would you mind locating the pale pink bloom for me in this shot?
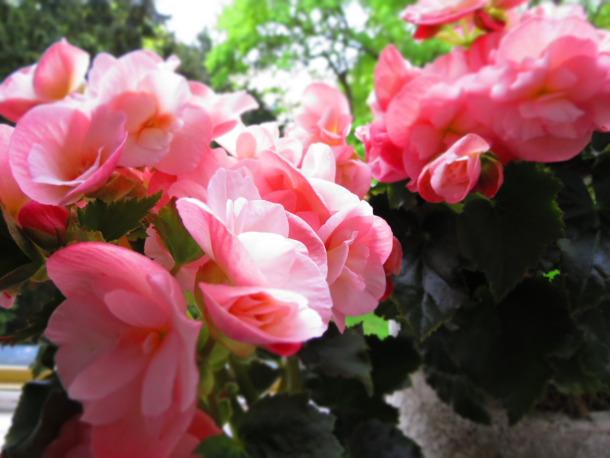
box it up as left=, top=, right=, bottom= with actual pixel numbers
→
left=296, top=83, right=352, bottom=147
left=171, top=410, right=222, bottom=458
left=415, top=133, right=503, bottom=203
left=0, top=39, right=89, bottom=122
left=478, top=12, right=610, bottom=162
left=218, top=121, right=304, bottom=165
left=317, top=199, right=393, bottom=329
left=189, top=82, right=258, bottom=139
left=88, top=50, right=210, bottom=174
left=9, top=103, right=126, bottom=205
left=332, top=145, right=372, bottom=199
left=0, top=292, right=14, bottom=309
left=301, top=143, right=337, bottom=182
left=0, top=125, right=28, bottom=216
left=45, top=243, right=201, bottom=458
left=177, top=168, right=331, bottom=348
left=44, top=416, right=92, bottom=458
left=242, top=150, right=331, bottom=230
left=148, top=147, right=237, bottom=208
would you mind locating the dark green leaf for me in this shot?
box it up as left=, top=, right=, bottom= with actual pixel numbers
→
left=458, top=163, right=564, bottom=299
left=0, top=211, right=39, bottom=291
left=300, top=326, right=373, bottom=395
left=77, top=193, right=160, bottom=241
left=558, top=232, right=610, bottom=309
left=197, top=435, right=250, bottom=458
left=386, top=182, right=417, bottom=210
left=238, top=394, right=344, bottom=458
left=593, top=150, right=610, bottom=227
left=426, top=279, right=575, bottom=423
left=154, top=201, right=204, bottom=266
left=368, top=333, right=421, bottom=395
left=305, top=375, right=398, bottom=442
left=346, top=420, right=422, bottom=458
left=3, top=379, right=80, bottom=458
left=423, top=338, right=491, bottom=424
left=394, top=255, right=467, bottom=341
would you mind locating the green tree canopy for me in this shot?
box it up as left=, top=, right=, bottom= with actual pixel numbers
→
left=207, top=0, right=449, bottom=126
left=0, top=0, right=210, bottom=83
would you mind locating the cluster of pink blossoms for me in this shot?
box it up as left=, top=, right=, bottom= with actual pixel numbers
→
left=360, top=3, right=610, bottom=204
left=0, top=40, right=396, bottom=457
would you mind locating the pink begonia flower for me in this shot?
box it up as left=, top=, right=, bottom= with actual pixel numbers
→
left=218, top=121, right=304, bottom=166
left=296, top=83, right=352, bottom=147
left=18, top=201, right=70, bottom=245
left=374, top=45, right=421, bottom=115
left=0, top=125, right=28, bottom=216
left=476, top=11, right=610, bottom=162
left=9, top=103, right=126, bottom=205
left=87, top=50, right=211, bottom=174
left=242, top=150, right=332, bottom=230
left=301, top=143, right=337, bottom=182
left=332, top=145, right=372, bottom=199
left=177, top=168, right=332, bottom=349
left=357, top=122, right=408, bottom=183
left=385, top=74, right=490, bottom=180
left=317, top=198, right=393, bottom=329
left=43, top=416, right=92, bottom=458
left=148, top=147, right=237, bottom=209
left=0, top=292, right=14, bottom=309
left=402, top=0, right=487, bottom=26
left=415, top=133, right=503, bottom=203
left=189, top=82, right=258, bottom=139
left=171, top=410, right=222, bottom=458
left=0, top=39, right=89, bottom=122
left=401, top=0, right=526, bottom=33
left=45, top=243, right=201, bottom=458
left=380, top=236, right=404, bottom=302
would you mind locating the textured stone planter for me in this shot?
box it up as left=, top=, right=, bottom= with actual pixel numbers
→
left=388, top=373, right=610, bottom=458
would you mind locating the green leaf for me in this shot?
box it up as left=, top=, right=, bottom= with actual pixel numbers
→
left=77, top=193, right=160, bottom=241
left=197, top=435, right=250, bottom=458
left=300, top=326, right=373, bottom=395
left=3, top=379, right=80, bottom=458
left=153, top=201, right=204, bottom=266
left=458, top=163, right=564, bottom=299
left=345, top=313, right=390, bottom=340
left=238, top=394, right=344, bottom=458
left=346, top=420, right=422, bottom=458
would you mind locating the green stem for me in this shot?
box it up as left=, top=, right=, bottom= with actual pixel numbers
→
left=284, top=356, right=303, bottom=394
left=230, top=357, right=258, bottom=406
